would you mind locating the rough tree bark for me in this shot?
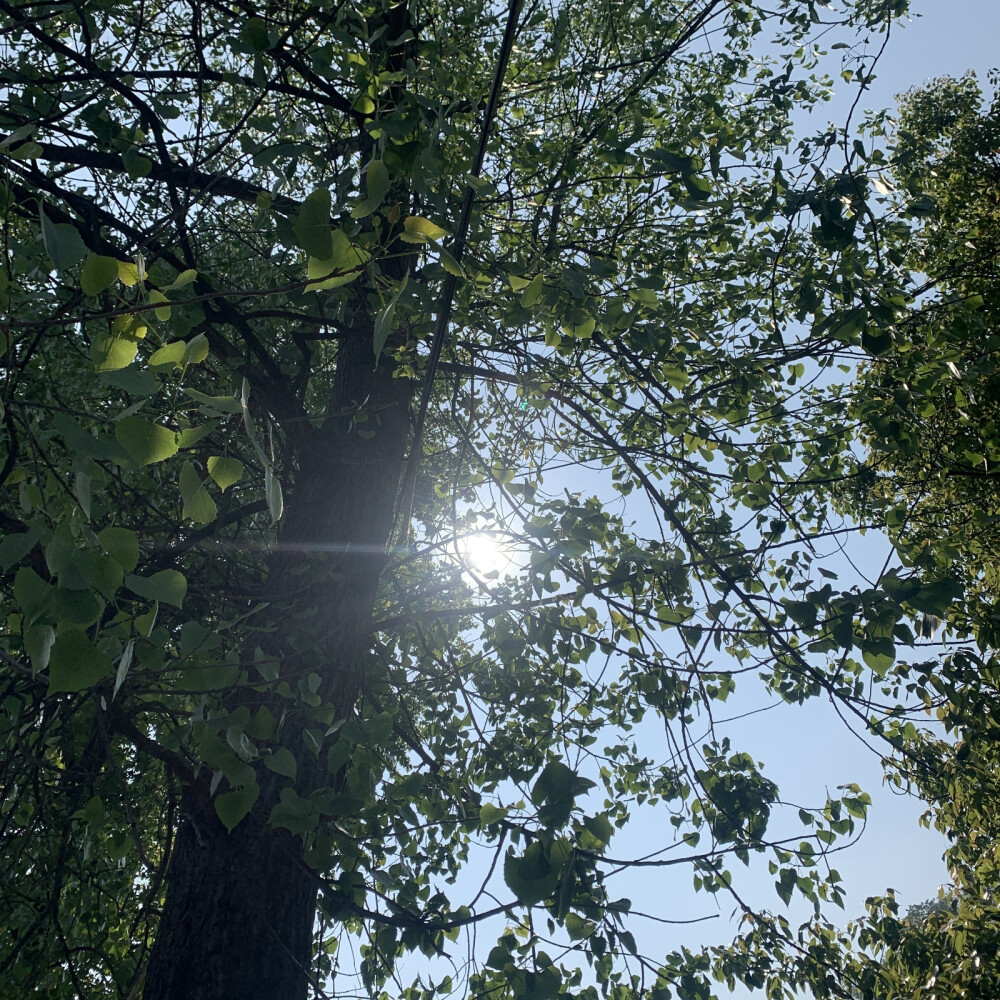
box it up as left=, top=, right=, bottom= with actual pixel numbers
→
left=142, top=303, right=413, bottom=999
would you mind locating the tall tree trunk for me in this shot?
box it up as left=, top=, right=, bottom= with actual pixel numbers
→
left=142, top=308, right=412, bottom=1000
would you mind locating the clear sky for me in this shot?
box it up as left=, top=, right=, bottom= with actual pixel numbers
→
left=861, top=0, right=999, bottom=110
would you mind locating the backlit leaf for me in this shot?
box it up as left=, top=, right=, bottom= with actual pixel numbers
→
left=207, top=456, right=244, bottom=491
left=402, top=215, right=448, bottom=243
left=81, top=254, right=120, bottom=296
left=306, top=230, right=371, bottom=291
left=116, top=417, right=179, bottom=466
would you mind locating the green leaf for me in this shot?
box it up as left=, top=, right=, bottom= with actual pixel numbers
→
left=293, top=188, right=334, bottom=259
left=402, top=215, right=448, bottom=243
left=81, top=254, right=120, bottom=296
left=367, top=160, right=389, bottom=205
left=628, top=286, right=657, bottom=306
left=908, top=578, right=962, bottom=617
left=80, top=553, right=123, bottom=601
left=531, top=759, right=586, bottom=828
left=116, top=417, right=179, bottom=466
left=0, top=528, right=40, bottom=572
left=485, top=944, right=511, bottom=970
left=14, top=567, right=53, bottom=625
left=177, top=424, right=215, bottom=449
left=214, top=783, right=260, bottom=832
left=147, top=341, right=187, bottom=370
left=306, top=230, right=371, bottom=291
left=373, top=299, right=396, bottom=360
left=207, top=456, right=244, bottom=491
left=438, top=247, right=465, bottom=278
left=44, top=529, right=95, bottom=589
left=91, top=330, right=140, bottom=372
left=54, top=588, right=104, bottom=626
left=126, top=569, right=187, bottom=607
left=123, top=145, right=153, bottom=178
left=682, top=173, right=713, bottom=201
left=372, top=271, right=409, bottom=360
left=117, top=260, right=140, bottom=286
left=47, top=630, right=114, bottom=694
left=479, top=802, right=507, bottom=827
left=45, top=544, right=123, bottom=599
left=185, top=389, right=243, bottom=414
left=861, top=637, right=895, bottom=676
left=7, top=140, right=42, bottom=159
left=168, top=268, right=198, bottom=289
left=785, top=600, right=818, bottom=629
left=503, top=843, right=558, bottom=906
left=521, top=274, right=544, bottom=307
left=353, top=160, right=390, bottom=218
left=239, top=16, right=270, bottom=52
left=149, top=289, right=171, bottom=321
left=264, top=747, right=298, bottom=779
left=184, top=333, right=209, bottom=364
left=581, top=813, right=614, bottom=849
left=24, top=624, right=55, bottom=674
left=98, top=527, right=140, bottom=572
left=39, top=206, right=86, bottom=269
left=179, top=461, right=218, bottom=523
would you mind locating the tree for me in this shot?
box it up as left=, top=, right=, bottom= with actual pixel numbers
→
left=848, top=71, right=1000, bottom=624
left=0, top=2, right=954, bottom=999
left=777, top=73, right=1000, bottom=1000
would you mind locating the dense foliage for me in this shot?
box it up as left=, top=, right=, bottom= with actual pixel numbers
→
left=819, top=72, right=1000, bottom=1000
left=852, top=71, right=1000, bottom=618
left=3, top=2, right=989, bottom=1000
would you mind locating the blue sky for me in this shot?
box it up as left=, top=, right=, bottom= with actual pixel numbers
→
left=863, top=0, right=999, bottom=109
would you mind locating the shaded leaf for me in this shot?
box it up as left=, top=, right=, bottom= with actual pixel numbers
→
left=126, top=569, right=187, bottom=607
left=98, top=526, right=140, bottom=572
left=264, top=747, right=298, bottom=780
left=47, top=630, right=113, bottom=694
left=293, top=188, right=334, bottom=258
left=179, top=461, right=218, bottom=523
left=215, top=783, right=260, bottom=832
left=40, top=206, right=86, bottom=269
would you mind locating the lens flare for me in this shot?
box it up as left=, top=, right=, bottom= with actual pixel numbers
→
left=457, top=530, right=512, bottom=579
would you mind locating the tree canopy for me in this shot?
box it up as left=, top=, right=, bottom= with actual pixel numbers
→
left=821, top=71, right=1000, bottom=1000
left=1, top=2, right=987, bottom=1000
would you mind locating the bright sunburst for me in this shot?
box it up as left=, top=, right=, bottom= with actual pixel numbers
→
left=456, top=530, right=513, bottom=579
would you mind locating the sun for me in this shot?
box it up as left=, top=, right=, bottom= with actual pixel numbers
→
left=457, top=530, right=513, bottom=579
